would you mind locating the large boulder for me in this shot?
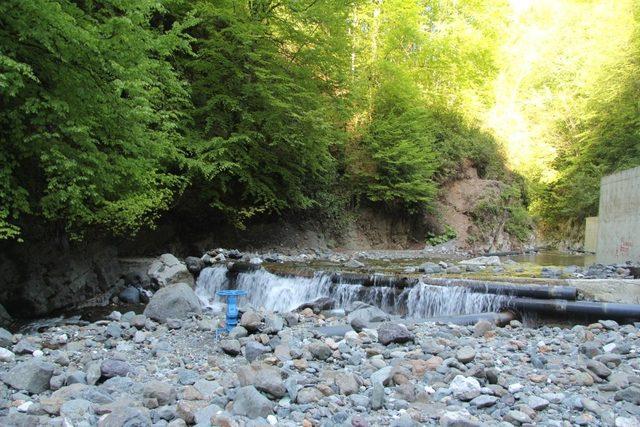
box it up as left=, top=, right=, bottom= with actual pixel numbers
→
left=147, top=254, right=194, bottom=288
left=184, top=256, right=205, bottom=276
left=0, top=241, right=120, bottom=317
left=347, top=306, right=390, bottom=324
left=377, top=322, right=414, bottom=345
left=143, top=283, right=201, bottom=323
left=2, top=360, right=55, bottom=394
left=296, top=297, right=336, bottom=314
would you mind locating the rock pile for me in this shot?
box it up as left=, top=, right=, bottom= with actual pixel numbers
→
left=0, top=296, right=639, bottom=426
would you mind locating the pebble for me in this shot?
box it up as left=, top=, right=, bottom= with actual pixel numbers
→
left=0, top=282, right=637, bottom=426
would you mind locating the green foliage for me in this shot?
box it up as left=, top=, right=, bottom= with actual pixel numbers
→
left=176, top=0, right=352, bottom=223
left=0, top=0, right=192, bottom=239
left=0, top=0, right=532, bottom=243
left=349, top=67, right=439, bottom=212
left=426, top=225, right=457, bottom=246
left=470, top=184, right=532, bottom=243
left=536, top=1, right=640, bottom=235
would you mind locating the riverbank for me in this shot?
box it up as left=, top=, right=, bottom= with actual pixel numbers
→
left=0, top=299, right=639, bottom=426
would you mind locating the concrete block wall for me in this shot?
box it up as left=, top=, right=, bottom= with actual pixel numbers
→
left=596, top=166, right=640, bottom=264
left=584, top=216, right=598, bottom=253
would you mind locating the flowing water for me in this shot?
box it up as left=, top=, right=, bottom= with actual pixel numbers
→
left=195, top=266, right=510, bottom=318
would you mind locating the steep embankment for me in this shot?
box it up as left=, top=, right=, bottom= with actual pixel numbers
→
left=438, top=163, right=531, bottom=253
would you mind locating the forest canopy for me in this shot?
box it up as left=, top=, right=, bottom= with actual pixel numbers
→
left=1, top=0, right=638, bottom=242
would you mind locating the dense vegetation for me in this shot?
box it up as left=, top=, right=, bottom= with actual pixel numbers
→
left=2, top=0, right=637, bottom=244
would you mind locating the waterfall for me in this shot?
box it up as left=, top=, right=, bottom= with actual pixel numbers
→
left=195, top=266, right=229, bottom=310
left=195, top=266, right=510, bottom=318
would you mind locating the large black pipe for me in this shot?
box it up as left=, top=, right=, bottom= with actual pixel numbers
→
left=425, top=278, right=577, bottom=300
left=330, top=272, right=419, bottom=288
left=506, top=298, right=640, bottom=319
left=422, top=311, right=516, bottom=326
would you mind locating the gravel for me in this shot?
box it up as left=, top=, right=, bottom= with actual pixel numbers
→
left=0, top=297, right=638, bottom=426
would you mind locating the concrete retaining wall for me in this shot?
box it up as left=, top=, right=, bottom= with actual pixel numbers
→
left=567, top=279, right=640, bottom=304
left=596, top=166, right=640, bottom=264
left=584, top=216, right=598, bottom=253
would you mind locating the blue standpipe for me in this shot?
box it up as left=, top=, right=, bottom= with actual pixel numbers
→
left=215, top=289, right=247, bottom=338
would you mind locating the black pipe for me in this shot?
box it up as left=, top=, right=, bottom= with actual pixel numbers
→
left=421, top=311, right=516, bottom=326
left=330, top=272, right=419, bottom=288
left=506, top=298, right=640, bottom=319
left=425, top=278, right=577, bottom=300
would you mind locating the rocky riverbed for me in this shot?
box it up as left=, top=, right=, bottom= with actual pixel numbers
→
left=0, top=289, right=639, bottom=427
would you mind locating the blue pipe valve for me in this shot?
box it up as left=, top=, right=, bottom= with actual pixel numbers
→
left=215, top=289, right=247, bottom=334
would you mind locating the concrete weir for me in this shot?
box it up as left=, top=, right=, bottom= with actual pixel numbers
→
left=197, top=265, right=640, bottom=321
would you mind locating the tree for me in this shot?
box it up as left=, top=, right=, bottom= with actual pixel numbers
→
left=0, top=0, right=192, bottom=239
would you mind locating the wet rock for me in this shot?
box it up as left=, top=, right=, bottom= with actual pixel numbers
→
left=143, top=283, right=202, bottom=323
left=185, top=256, right=205, bottom=276
left=232, top=385, right=274, bottom=419
left=118, top=286, right=141, bottom=304
left=296, top=297, right=336, bottom=314
left=148, top=253, right=194, bottom=287
left=377, top=322, right=414, bottom=346
left=2, top=360, right=54, bottom=394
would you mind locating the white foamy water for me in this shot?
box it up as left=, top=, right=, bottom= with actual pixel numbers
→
left=195, top=266, right=510, bottom=317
